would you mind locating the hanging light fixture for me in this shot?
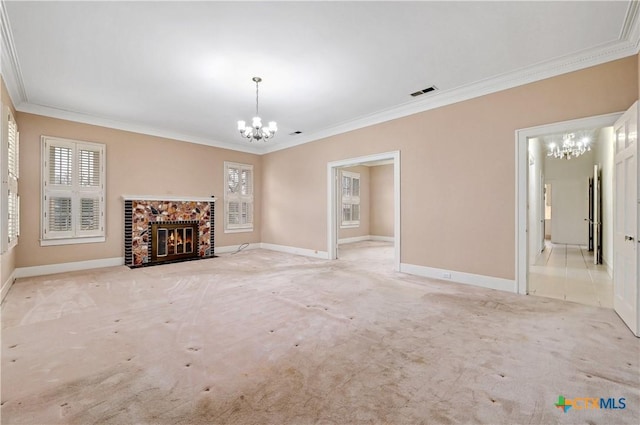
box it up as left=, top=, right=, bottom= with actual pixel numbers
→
left=547, top=132, right=591, bottom=160
left=237, top=77, right=277, bottom=142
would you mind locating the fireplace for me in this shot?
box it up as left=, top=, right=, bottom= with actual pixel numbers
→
left=123, top=197, right=215, bottom=267
left=151, top=221, right=199, bottom=263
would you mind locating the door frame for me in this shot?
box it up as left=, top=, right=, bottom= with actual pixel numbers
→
left=540, top=172, right=545, bottom=255
left=515, top=112, right=622, bottom=294
left=327, top=150, right=401, bottom=271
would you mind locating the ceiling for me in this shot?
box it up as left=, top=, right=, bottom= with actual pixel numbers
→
left=2, top=1, right=639, bottom=155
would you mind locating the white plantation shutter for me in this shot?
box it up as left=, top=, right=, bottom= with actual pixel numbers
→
left=48, top=197, right=73, bottom=233
left=6, top=110, right=19, bottom=248
left=352, top=203, right=360, bottom=221
left=227, top=166, right=240, bottom=193
left=8, top=117, right=18, bottom=179
left=340, top=170, right=360, bottom=227
left=42, top=137, right=105, bottom=244
left=76, top=143, right=103, bottom=237
left=78, top=147, right=101, bottom=187
left=224, top=162, right=254, bottom=231
left=342, top=175, right=351, bottom=196
left=228, top=201, right=240, bottom=225
left=241, top=169, right=252, bottom=195
left=352, top=177, right=360, bottom=197
left=241, top=201, right=253, bottom=224
left=79, top=197, right=101, bottom=231
left=7, top=192, right=18, bottom=241
left=49, top=145, right=72, bottom=185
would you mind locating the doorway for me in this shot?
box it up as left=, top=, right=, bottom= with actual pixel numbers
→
left=516, top=113, right=621, bottom=299
left=528, top=127, right=614, bottom=307
left=327, top=151, right=401, bottom=271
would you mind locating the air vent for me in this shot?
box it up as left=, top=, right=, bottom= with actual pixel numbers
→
left=410, top=85, right=438, bottom=97
left=289, top=131, right=302, bottom=135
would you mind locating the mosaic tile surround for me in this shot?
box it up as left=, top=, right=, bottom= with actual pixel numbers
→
left=124, top=199, right=215, bottom=267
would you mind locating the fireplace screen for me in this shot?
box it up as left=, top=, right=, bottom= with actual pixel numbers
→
left=151, top=221, right=199, bottom=263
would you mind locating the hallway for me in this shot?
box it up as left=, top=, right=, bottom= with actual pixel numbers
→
left=529, top=242, right=613, bottom=308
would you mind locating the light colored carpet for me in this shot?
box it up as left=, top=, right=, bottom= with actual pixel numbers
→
left=1, top=241, right=639, bottom=424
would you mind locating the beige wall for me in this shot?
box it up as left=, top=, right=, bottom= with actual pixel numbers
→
left=262, top=56, right=638, bottom=280
left=1, top=76, right=18, bottom=297
left=338, top=165, right=370, bottom=240
left=15, top=113, right=262, bottom=268
left=370, top=164, right=394, bottom=237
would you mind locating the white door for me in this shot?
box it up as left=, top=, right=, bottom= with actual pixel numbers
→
left=613, top=101, right=639, bottom=336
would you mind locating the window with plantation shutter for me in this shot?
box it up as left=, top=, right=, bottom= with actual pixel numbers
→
left=41, top=136, right=106, bottom=245
left=341, top=170, right=360, bottom=228
left=224, top=162, right=253, bottom=232
left=2, top=107, right=20, bottom=252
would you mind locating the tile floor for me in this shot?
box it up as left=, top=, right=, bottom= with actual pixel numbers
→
left=529, top=241, right=613, bottom=308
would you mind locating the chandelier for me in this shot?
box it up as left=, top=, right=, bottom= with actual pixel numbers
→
left=547, top=133, right=591, bottom=160
left=237, top=77, right=277, bottom=142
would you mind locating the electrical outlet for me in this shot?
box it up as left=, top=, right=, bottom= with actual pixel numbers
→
left=442, top=272, right=452, bottom=279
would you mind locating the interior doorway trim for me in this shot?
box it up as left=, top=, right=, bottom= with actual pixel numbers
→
left=327, top=151, right=401, bottom=271
left=515, top=112, right=622, bottom=295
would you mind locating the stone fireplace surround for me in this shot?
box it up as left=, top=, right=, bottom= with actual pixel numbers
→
left=123, top=196, right=216, bottom=267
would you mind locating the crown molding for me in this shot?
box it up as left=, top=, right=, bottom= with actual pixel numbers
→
left=16, top=103, right=263, bottom=155
left=0, top=0, right=27, bottom=105
left=263, top=39, right=639, bottom=154
left=620, top=0, right=640, bottom=50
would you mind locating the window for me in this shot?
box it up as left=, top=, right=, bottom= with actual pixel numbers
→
left=1, top=106, right=19, bottom=251
left=224, top=162, right=253, bottom=232
left=41, top=136, right=105, bottom=245
left=341, top=170, right=360, bottom=227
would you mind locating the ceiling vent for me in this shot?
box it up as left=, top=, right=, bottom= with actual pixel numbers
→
left=410, top=85, right=438, bottom=97
left=289, top=131, right=302, bottom=135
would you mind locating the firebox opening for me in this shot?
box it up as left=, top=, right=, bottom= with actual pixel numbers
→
left=151, top=221, right=199, bottom=264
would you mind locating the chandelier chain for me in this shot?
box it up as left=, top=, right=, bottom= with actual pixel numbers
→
left=255, top=79, right=259, bottom=117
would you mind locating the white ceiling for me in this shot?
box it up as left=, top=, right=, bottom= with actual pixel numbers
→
left=2, top=1, right=639, bottom=155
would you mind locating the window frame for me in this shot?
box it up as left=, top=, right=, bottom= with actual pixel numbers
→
left=224, top=161, right=254, bottom=233
left=340, top=170, right=361, bottom=228
left=41, top=136, right=106, bottom=246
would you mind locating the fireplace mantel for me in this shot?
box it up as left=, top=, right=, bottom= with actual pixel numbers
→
left=122, top=195, right=217, bottom=202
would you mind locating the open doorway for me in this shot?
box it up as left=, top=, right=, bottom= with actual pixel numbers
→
left=529, top=128, right=614, bottom=307
left=516, top=113, right=621, bottom=307
left=327, top=151, right=400, bottom=271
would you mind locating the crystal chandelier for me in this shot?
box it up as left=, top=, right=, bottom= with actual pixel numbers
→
left=547, top=133, right=591, bottom=160
left=237, top=77, right=277, bottom=142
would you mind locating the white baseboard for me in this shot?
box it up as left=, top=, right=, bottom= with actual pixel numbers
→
left=370, top=235, right=394, bottom=242
left=338, top=235, right=394, bottom=244
left=1, top=268, right=16, bottom=303
left=399, top=263, right=516, bottom=293
left=9, top=243, right=328, bottom=279
left=215, top=243, right=261, bottom=254
left=338, top=235, right=371, bottom=244
left=14, top=257, right=125, bottom=279
left=260, top=243, right=329, bottom=260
